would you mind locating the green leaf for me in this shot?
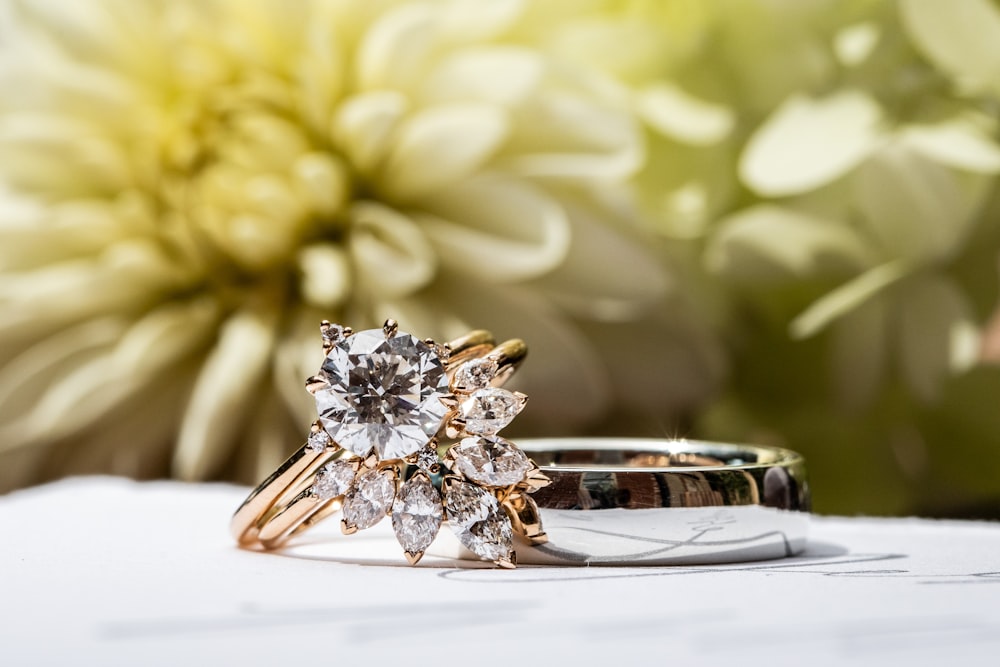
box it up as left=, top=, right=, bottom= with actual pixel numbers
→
left=898, top=117, right=1000, bottom=174
left=740, top=90, right=882, bottom=196
left=896, top=274, right=976, bottom=402
left=830, top=295, right=889, bottom=410
left=706, top=204, right=872, bottom=283
left=854, top=144, right=974, bottom=264
left=900, top=0, right=1000, bottom=94
left=790, top=260, right=911, bottom=339
left=635, top=83, right=734, bottom=145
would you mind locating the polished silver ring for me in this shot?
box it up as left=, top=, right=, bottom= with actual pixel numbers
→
left=516, top=438, right=810, bottom=565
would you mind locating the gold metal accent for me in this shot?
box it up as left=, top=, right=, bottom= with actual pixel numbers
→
left=506, top=494, right=548, bottom=545
left=305, top=375, right=328, bottom=395
left=233, top=319, right=545, bottom=569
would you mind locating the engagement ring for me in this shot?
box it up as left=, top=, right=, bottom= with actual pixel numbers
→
left=232, top=320, right=810, bottom=568
left=231, top=319, right=548, bottom=568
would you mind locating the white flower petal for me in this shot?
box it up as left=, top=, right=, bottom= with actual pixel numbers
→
left=332, top=91, right=410, bottom=176
left=534, top=195, right=668, bottom=320
left=900, top=0, right=1000, bottom=94
left=740, top=91, right=883, bottom=196
left=419, top=175, right=569, bottom=282
left=0, top=114, right=132, bottom=193
left=706, top=204, right=873, bottom=283
left=272, top=309, right=326, bottom=429
left=291, top=152, right=350, bottom=217
left=0, top=241, right=186, bottom=327
left=348, top=201, right=437, bottom=298
left=501, top=91, right=641, bottom=180
left=436, top=0, right=525, bottom=44
left=421, top=47, right=543, bottom=106
left=0, top=318, right=124, bottom=428
left=111, top=298, right=219, bottom=378
left=297, top=243, right=351, bottom=308
left=173, top=307, right=277, bottom=480
left=356, top=3, right=434, bottom=92
left=380, top=104, right=509, bottom=200
left=898, top=118, right=1000, bottom=174
left=1, top=299, right=217, bottom=452
left=834, top=22, right=881, bottom=67
left=635, top=83, right=734, bottom=145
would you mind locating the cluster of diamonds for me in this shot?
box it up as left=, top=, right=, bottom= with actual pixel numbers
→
left=303, top=319, right=547, bottom=567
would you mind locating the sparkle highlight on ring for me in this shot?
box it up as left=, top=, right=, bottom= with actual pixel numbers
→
left=293, top=319, right=550, bottom=567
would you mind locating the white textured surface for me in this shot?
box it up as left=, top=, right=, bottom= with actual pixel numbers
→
left=1, top=477, right=999, bottom=666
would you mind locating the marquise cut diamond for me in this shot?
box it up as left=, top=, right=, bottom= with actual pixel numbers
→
left=312, top=459, right=355, bottom=500
left=458, top=387, right=525, bottom=435
left=392, top=474, right=443, bottom=555
left=444, top=480, right=513, bottom=562
left=452, top=357, right=498, bottom=393
left=343, top=469, right=395, bottom=529
left=314, top=328, right=450, bottom=460
left=450, top=436, right=532, bottom=486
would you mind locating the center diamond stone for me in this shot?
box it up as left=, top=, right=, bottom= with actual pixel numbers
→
left=314, top=328, right=450, bottom=459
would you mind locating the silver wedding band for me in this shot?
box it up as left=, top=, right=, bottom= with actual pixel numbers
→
left=516, top=438, right=809, bottom=565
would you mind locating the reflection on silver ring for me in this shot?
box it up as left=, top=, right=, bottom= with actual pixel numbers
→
left=513, top=438, right=810, bottom=566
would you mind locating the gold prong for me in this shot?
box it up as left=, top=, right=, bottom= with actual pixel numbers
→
left=342, top=326, right=353, bottom=336
left=439, top=395, right=459, bottom=410
left=437, top=342, right=452, bottom=369
left=341, top=519, right=358, bottom=535
left=444, top=330, right=494, bottom=368
left=524, top=468, right=552, bottom=490
left=424, top=337, right=436, bottom=347
left=497, top=552, right=517, bottom=569
left=445, top=422, right=464, bottom=440
left=363, top=453, right=378, bottom=469
left=305, top=375, right=328, bottom=394
left=383, top=318, right=398, bottom=338
left=404, top=551, right=424, bottom=565
left=507, top=493, right=547, bottom=544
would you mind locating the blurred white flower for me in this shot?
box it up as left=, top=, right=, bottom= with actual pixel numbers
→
left=0, top=0, right=670, bottom=488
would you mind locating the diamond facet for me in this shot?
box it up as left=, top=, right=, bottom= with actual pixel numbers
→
left=450, top=436, right=532, bottom=487
left=392, top=473, right=443, bottom=556
left=314, top=328, right=451, bottom=459
left=342, top=468, right=395, bottom=529
left=415, top=445, right=439, bottom=473
left=452, top=357, right=498, bottom=393
left=458, top=387, right=525, bottom=435
left=306, top=429, right=331, bottom=453
left=444, top=479, right=513, bottom=562
left=321, top=322, right=345, bottom=344
left=312, top=459, right=356, bottom=500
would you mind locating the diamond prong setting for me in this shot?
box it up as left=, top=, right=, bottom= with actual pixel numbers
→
left=300, top=320, right=543, bottom=568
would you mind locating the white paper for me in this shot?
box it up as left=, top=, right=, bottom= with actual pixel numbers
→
left=1, top=477, right=998, bottom=666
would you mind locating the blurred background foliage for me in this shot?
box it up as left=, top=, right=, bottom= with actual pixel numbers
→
left=0, top=0, right=998, bottom=517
